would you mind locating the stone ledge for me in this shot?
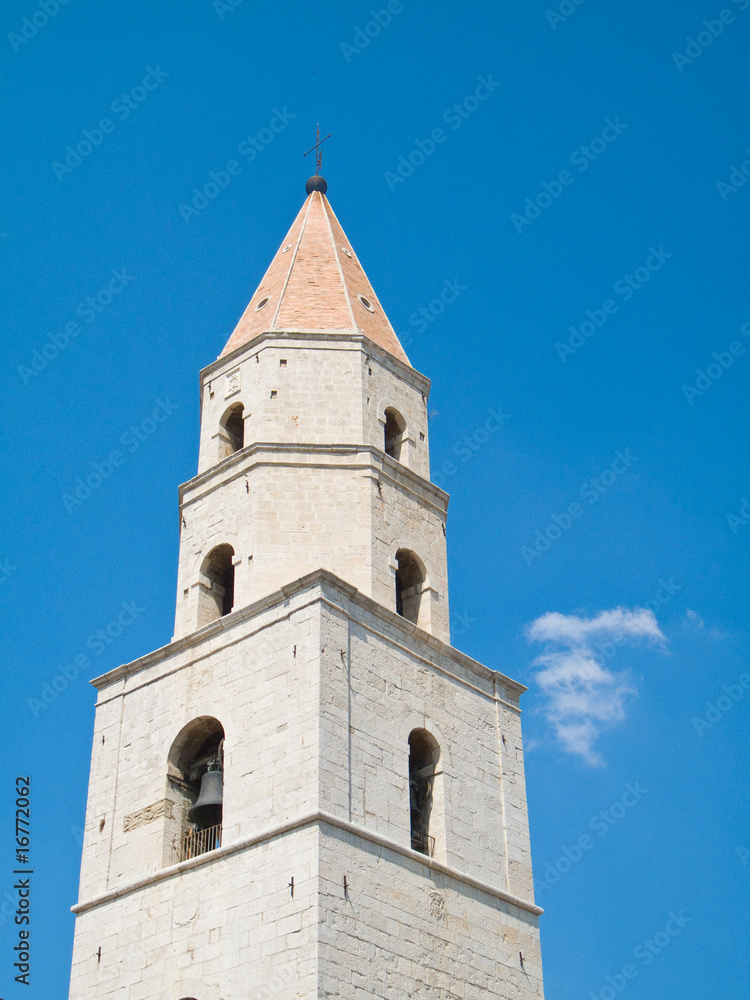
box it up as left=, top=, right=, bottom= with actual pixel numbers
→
left=178, top=441, right=449, bottom=515
left=90, top=569, right=526, bottom=706
left=71, top=809, right=542, bottom=918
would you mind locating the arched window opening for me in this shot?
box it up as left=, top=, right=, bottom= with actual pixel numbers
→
left=219, top=403, right=244, bottom=459
left=167, top=718, right=225, bottom=864
left=198, top=544, right=235, bottom=626
left=384, top=407, right=406, bottom=462
left=395, top=549, right=424, bottom=624
left=409, top=729, right=439, bottom=856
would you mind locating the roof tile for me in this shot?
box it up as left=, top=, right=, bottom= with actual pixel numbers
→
left=221, top=190, right=410, bottom=365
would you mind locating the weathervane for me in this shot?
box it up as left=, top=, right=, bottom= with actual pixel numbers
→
left=303, top=124, right=331, bottom=176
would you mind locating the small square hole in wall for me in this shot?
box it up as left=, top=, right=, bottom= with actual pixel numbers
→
left=419, top=432, right=425, bottom=441
left=270, top=390, right=277, bottom=398
left=280, top=359, right=287, bottom=367
left=183, top=589, right=189, bottom=598
left=368, top=368, right=373, bottom=376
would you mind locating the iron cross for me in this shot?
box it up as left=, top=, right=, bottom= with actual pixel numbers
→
left=303, top=124, right=332, bottom=176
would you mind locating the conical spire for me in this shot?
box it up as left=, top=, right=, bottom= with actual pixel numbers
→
left=221, top=184, right=410, bottom=364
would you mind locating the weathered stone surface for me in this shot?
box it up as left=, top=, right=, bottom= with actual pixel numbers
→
left=123, top=799, right=174, bottom=833
left=69, top=576, right=542, bottom=1000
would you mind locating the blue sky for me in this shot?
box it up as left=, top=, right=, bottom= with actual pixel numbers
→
left=2, top=0, right=749, bottom=996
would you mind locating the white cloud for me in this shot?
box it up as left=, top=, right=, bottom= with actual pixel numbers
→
left=527, top=607, right=664, bottom=645
left=525, top=607, right=665, bottom=766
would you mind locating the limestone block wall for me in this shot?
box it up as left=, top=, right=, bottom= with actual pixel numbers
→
left=196, top=334, right=431, bottom=480
left=358, top=344, right=431, bottom=479
left=318, top=826, right=544, bottom=1000
left=78, top=576, right=531, bottom=906
left=498, top=702, right=536, bottom=897
left=69, top=827, right=319, bottom=1000
left=173, top=449, right=450, bottom=643
left=174, top=455, right=372, bottom=639
left=369, top=458, right=449, bottom=640
left=197, top=339, right=362, bottom=474
left=70, top=821, right=541, bottom=1000
left=315, top=586, right=535, bottom=902
left=71, top=575, right=540, bottom=999
left=77, top=596, right=322, bottom=902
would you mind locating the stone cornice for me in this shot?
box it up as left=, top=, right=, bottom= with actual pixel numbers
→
left=177, top=441, right=449, bottom=515
left=71, top=809, right=542, bottom=919
left=89, top=569, right=526, bottom=704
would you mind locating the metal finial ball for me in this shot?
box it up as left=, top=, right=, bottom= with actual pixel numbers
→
left=306, top=175, right=328, bottom=194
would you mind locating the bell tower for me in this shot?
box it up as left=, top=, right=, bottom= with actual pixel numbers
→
left=68, top=177, right=545, bottom=1000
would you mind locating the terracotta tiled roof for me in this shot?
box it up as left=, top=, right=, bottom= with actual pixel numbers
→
left=220, top=190, right=410, bottom=364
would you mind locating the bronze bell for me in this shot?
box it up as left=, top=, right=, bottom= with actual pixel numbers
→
left=187, top=764, right=223, bottom=827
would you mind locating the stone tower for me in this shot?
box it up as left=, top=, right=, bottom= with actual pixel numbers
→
left=68, top=178, right=545, bottom=1000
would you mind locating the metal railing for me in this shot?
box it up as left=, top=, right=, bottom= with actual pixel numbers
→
left=177, top=823, right=222, bottom=862
left=411, top=829, right=435, bottom=857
